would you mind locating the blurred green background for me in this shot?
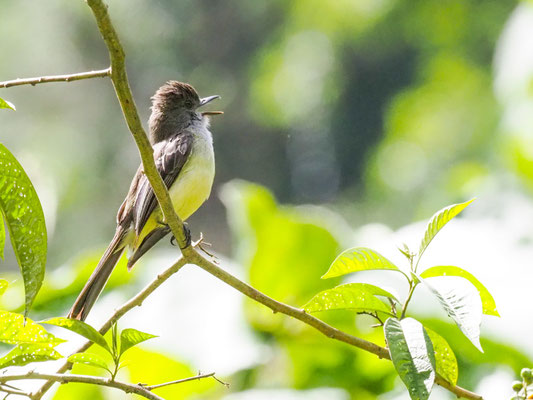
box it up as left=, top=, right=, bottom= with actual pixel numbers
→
left=2, top=0, right=533, bottom=399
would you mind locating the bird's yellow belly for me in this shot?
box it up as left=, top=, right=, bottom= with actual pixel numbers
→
left=135, top=137, right=215, bottom=248
left=168, top=154, right=215, bottom=221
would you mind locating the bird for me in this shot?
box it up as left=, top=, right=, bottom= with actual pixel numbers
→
left=68, top=81, right=222, bottom=321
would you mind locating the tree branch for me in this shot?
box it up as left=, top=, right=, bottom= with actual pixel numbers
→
left=187, top=252, right=483, bottom=400
left=2, top=372, right=164, bottom=400
left=0, top=69, right=111, bottom=88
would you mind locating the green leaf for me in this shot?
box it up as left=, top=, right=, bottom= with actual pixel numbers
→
left=303, top=283, right=396, bottom=314
left=120, top=328, right=158, bottom=356
left=0, top=279, right=7, bottom=296
left=421, top=266, right=498, bottom=316
left=425, top=328, right=458, bottom=386
left=322, top=247, right=402, bottom=279
left=0, top=311, right=64, bottom=345
left=0, top=344, right=62, bottom=369
left=422, top=276, right=483, bottom=351
left=418, top=199, right=474, bottom=258
left=0, top=97, right=15, bottom=111
left=384, top=318, right=436, bottom=400
left=41, top=317, right=110, bottom=353
left=68, top=353, right=111, bottom=373
left=0, top=144, right=47, bottom=314
left=0, top=213, right=5, bottom=260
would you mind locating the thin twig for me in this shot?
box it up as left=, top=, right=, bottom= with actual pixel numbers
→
left=0, top=69, right=110, bottom=88
left=0, top=384, right=31, bottom=397
left=212, top=375, right=230, bottom=387
left=142, top=371, right=216, bottom=391
left=2, top=372, right=163, bottom=400
left=0, top=383, right=22, bottom=391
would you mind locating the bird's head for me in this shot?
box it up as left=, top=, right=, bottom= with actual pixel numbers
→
left=149, top=81, right=222, bottom=143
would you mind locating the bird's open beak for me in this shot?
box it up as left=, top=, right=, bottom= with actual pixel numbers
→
left=199, top=95, right=223, bottom=116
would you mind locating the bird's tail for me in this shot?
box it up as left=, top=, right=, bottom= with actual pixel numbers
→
left=68, top=229, right=126, bottom=321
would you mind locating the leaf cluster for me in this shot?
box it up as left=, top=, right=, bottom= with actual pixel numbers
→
left=0, top=295, right=156, bottom=380
left=303, top=199, right=499, bottom=400
left=42, top=317, right=157, bottom=378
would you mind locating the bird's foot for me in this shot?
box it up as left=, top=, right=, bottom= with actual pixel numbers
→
left=169, top=223, right=191, bottom=249
left=180, top=222, right=191, bottom=250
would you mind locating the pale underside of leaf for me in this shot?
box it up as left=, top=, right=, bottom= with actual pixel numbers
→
left=418, top=199, right=474, bottom=258
left=303, top=283, right=396, bottom=314
left=423, top=276, right=483, bottom=351
left=0, top=344, right=62, bottom=369
left=385, top=318, right=436, bottom=400
left=0, top=144, right=47, bottom=314
left=322, top=247, right=402, bottom=279
left=425, top=327, right=458, bottom=386
left=421, top=265, right=498, bottom=316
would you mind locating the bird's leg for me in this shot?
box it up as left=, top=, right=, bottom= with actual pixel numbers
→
left=169, top=223, right=190, bottom=249
left=179, top=222, right=191, bottom=250
left=158, top=220, right=177, bottom=247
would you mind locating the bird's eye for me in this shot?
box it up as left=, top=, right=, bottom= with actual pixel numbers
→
left=185, top=100, right=193, bottom=108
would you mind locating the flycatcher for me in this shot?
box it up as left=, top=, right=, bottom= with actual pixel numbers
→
left=68, top=81, right=222, bottom=321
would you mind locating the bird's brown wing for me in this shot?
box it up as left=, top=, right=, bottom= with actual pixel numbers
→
left=132, top=133, right=193, bottom=235
left=116, top=164, right=143, bottom=226
left=69, top=134, right=193, bottom=319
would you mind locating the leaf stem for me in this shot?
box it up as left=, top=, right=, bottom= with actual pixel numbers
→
left=414, top=254, right=423, bottom=274
left=111, top=323, right=120, bottom=379
left=400, top=281, right=417, bottom=320
left=357, top=311, right=384, bottom=326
